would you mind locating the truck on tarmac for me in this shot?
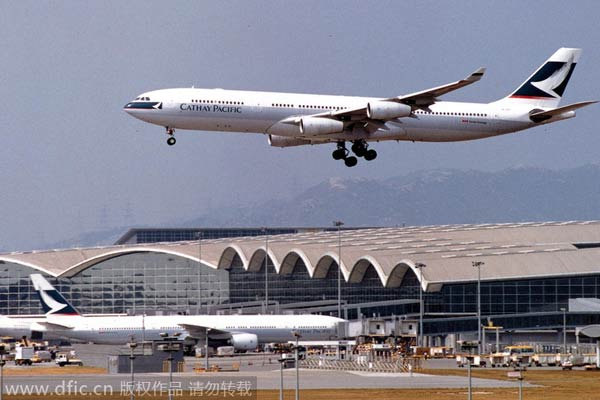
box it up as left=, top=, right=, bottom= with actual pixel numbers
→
left=14, top=346, right=34, bottom=366
left=55, top=352, right=83, bottom=367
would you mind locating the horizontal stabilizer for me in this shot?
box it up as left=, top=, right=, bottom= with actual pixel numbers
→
left=530, top=100, right=597, bottom=122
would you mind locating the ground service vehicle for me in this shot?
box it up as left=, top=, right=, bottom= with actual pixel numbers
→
left=55, top=353, right=83, bottom=367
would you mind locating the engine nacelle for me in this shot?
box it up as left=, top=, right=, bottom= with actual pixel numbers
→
left=366, top=101, right=411, bottom=119
left=299, top=117, right=344, bottom=137
left=230, top=333, right=258, bottom=351
left=268, top=134, right=314, bottom=148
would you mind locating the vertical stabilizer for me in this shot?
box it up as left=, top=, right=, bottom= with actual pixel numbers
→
left=497, top=48, right=581, bottom=108
left=30, top=274, right=80, bottom=316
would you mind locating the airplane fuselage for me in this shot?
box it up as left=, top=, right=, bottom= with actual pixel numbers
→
left=29, top=314, right=343, bottom=345
left=125, top=88, right=547, bottom=143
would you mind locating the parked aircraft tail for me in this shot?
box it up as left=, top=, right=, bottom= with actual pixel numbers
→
left=30, top=274, right=80, bottom=316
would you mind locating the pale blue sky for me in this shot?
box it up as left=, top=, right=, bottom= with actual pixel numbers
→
left=0, top=0, right=598, bottom=250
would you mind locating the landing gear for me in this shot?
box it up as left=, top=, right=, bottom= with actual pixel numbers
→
left=332, top=140, right=377, bottom=166
left=332, top=142, right=357, bottom=167
left=166, top=127, right=176, bottom=146
left=351, top=140, right=377, bottom=161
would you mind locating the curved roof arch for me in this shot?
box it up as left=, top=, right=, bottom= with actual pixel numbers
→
left=279, top=249, right=314, bottom=276
left=386, top=261, right=414, bottom=288
left=348, top=256, right=387, bottom=285
left=314, top=252, right=350, bottom=281
left=60, top=247, right=215, bottom=278
left=218, top=245, right=248, bottom=270
left=0, top=257, right=56, bottom=276
left=247, top=247, right=280, bottom=273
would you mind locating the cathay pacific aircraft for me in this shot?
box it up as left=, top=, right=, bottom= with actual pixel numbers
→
left=28, top=274, right=344, bottom=348
left=124, top=48, right=595, bottom=167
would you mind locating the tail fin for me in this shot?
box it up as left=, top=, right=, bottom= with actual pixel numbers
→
left=498, top=48, right=581, bottom=108
left=30, top=274, right=80, bottom=316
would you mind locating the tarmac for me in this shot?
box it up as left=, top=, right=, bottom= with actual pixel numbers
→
left=0, top=344, right=533, bottom=394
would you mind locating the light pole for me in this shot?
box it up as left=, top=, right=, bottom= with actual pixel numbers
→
left=159, top=332, right=182, bottom=400
left=277, top=356, right=285, bottom=400
left=414, top=263, right=426, bottom=348
left=205, top=328, right=210, bottom=371
left=0, top=344, right=6, bottom=400
left=293, top=330, right=302, bottom=400
left=127, top=336, right=137, bottom=400
left=263, top=228, right=269, bottom=313
left=196, top=231, right=203, bottom=314
left=472, top=261, right=485, bottom=355
left=561, top=307, right=567, bottom=354
left=333, top=221, right=344, bottom=318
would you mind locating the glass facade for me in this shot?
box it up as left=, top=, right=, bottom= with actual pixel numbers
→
left=0, top=262, right=52, bottom=315
left=227, top=254, right=420, bottom=318
left=54, top=253, right=229, bottom=315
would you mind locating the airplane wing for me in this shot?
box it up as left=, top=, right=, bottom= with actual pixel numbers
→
left=33, top=321, right=74, bottom=330
left=178, top=323, right=231, bottom=338
left=329, top=67, right=486, bottom=121
left=529, top=100, right=598, bottom=122
left=267, top=67, right=486, bottom=137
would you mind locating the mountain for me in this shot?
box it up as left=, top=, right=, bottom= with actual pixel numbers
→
left=185, top=164, right=600, bottom=228
left=41, top=165, right=600, bottom=249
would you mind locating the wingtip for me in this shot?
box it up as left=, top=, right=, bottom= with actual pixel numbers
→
left=467, top=67, right=486, bottom=82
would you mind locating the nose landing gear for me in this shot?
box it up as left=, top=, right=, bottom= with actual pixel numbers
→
left=166, top=127, right=176, bottom=146
left=332, top=140, right=377, bottom=167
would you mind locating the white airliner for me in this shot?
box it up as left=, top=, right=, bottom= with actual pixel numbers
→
left=26, top=274, right=344, bottom=348
left=124, top=48, right=595, bottom=167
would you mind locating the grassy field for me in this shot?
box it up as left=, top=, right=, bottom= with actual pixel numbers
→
left=3, top=368, right=600, bottom=399
left=2, top=366, right=106, bottom=375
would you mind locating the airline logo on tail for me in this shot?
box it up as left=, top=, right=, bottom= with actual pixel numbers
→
left=30, top=274, right=80, bottom=316
left=509, top=48, right=580, bottom=101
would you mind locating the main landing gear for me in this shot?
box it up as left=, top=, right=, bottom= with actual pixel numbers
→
left=332, top=140, right=377, bottom=167
left=166, top=127, right=176, bottom=146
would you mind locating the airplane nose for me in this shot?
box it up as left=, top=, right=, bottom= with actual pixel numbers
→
left=123, top=102, right=136, bottom=114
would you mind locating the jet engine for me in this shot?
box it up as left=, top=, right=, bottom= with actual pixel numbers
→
left=366, top=101, right=411, bottom=119
left=230, top=333, right=258, bottom=351
left=268, top=135, right=314, bottom=148
left=299, top=117, right=344, bottom=136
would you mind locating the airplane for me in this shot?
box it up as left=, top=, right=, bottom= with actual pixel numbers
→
left=124, top=47, right=596, bottom=167
left=28, top=274, right=345, bottom=348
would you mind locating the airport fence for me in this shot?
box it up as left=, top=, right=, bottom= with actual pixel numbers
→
left=301, top=357, right=421, bottom=373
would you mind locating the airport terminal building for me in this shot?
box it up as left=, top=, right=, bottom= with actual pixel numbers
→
left=2, top=221, right=600, bottom=340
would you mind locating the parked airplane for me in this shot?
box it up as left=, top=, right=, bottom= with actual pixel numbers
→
left=29, top=274, right=344, bottom=348
left=124, top=48, right=595, bottom=167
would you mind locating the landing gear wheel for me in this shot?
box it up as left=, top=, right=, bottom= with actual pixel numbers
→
left=165, top=127, right=176, bottom=146
left=332, top=148, right=346, bottom=160
left=364, top=149, right=377, bottom=161
left=351, top=142, right=366, bottom=157
left=344, top=156, right=358, bottom=167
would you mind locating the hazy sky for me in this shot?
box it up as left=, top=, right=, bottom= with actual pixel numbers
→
left=1, top=1, right=598, bottom=251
